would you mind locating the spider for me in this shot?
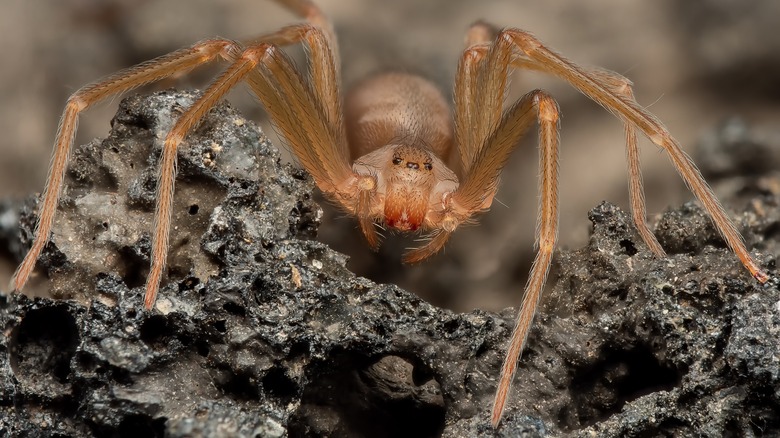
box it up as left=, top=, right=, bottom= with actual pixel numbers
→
left=9, top=0, right=769, bottom=428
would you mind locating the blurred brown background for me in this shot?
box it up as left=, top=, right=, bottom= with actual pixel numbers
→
left=1, top=0, right=779, bottom=311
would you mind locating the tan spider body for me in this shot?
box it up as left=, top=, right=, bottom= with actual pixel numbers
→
left=9, top=0, right=768, bottom=427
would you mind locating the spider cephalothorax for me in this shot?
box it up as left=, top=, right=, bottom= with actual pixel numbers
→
left=352, top=143, right=459, bottom=232
left=10, top=0, right=768, bottom=427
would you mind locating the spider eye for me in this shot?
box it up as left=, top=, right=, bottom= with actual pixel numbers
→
left=424, top=162, right=433, bottom=171
left=392, top=157, right=403, bottom=165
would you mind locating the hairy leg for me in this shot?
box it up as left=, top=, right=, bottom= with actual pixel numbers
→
left=146, top=23, right=358, bottom=308
left=450, top=32, right=564, bottom=425
left=11, top=39, right=240, bottom=294
left=462, top=89, right=562, bottom=427
left=512, top=54, right=665, bottom=255
left=454, top=21, right=496, bottom=176
left=402, top=22, right=504, bottom=263
left=245, top=1, right=342, bottom=133
left=502, top=28, right=767, bottom=283
left=449, top=25, right=768, bottom=427
left=576, top=67, right=665, bottom=257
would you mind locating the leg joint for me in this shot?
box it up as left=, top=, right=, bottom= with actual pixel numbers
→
left=500, top=28, right=541, bottom=54
left=462, top=44, right=489, bottom=63
left=241, top=44, right=276, bottom=65
left=195, top=38, right=242, bottom=62
left=66, top=95, right=87, bottom=112
left=531, top=90, right=560, bottom=123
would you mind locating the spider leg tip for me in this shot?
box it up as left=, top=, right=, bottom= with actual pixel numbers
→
left=490, top=402, right=505, bottom=429
left=9, top=273, right=25, bottom=293
left=754, top=270, right=770, bottom=284
left=143, top=284, right=159, bottom=310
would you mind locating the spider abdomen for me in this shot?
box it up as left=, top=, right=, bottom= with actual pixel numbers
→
left=344, top=71, right=454, bottom=164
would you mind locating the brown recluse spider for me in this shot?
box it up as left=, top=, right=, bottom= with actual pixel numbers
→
left=9, top=0, right=769, bottom=427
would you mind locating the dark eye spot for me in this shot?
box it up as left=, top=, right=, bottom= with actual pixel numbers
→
left=392, top=157, right=402, bottom=165
left=424, top=162, right=433, bottom=171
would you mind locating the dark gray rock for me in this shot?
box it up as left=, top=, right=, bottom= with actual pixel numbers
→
left=0, top=91, right=778, bottom=437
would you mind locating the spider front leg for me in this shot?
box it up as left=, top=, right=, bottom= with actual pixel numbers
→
left=451, top=87, right=563, bottom=428
left=144, top=22, right=359, bottom=308
left=401, top=22, right=503, bottom=264
left=406, top=28, right=564, bottom=425
left=484, top=92, right=561, bottom=427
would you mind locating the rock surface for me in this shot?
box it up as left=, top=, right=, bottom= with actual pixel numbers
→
left=0, top=91, right=778, bottom=437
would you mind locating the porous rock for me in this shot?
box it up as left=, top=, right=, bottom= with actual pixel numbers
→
left=0, top=91, right=778, bottom=437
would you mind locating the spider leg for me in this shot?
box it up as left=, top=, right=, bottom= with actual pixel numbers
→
left=472, top=27, right=770, bottom=427
left=500, top=29, right=768, bottom=283
left=243, top=24, right=347, bottom=179
left=401, top=23, right=498, bottom=264
left=243, top=23, right=342, bottom=132
left=512, top=57, right=665, bottom=256
left=268, top=0, right=339, bottom=64
left=490, top=91, right=560, bottom=428
left=244, top=10, right=383, bottom=248
left=576, top=67, right=665, bottom=257
left=402, top=21, right=490, bottom=264
left=453, top=23, right=504, bottom=180
left=356, top=179, right=382, bottom=250
left=10, top=38, right=241, bottom=295
left=452, top=33, right=565, bottom=425
left=144, top=45, right=270, bottom=309
left=402, top=21, right=509, bottom=264
left=145, top=23, right=360, bottom=308
left=401, top=229, right=455, bottom=264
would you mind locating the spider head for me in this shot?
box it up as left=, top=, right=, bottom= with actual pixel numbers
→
left=353, top=144, right=459, bottom=233
left=382, top=145, right=436, bottom=231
